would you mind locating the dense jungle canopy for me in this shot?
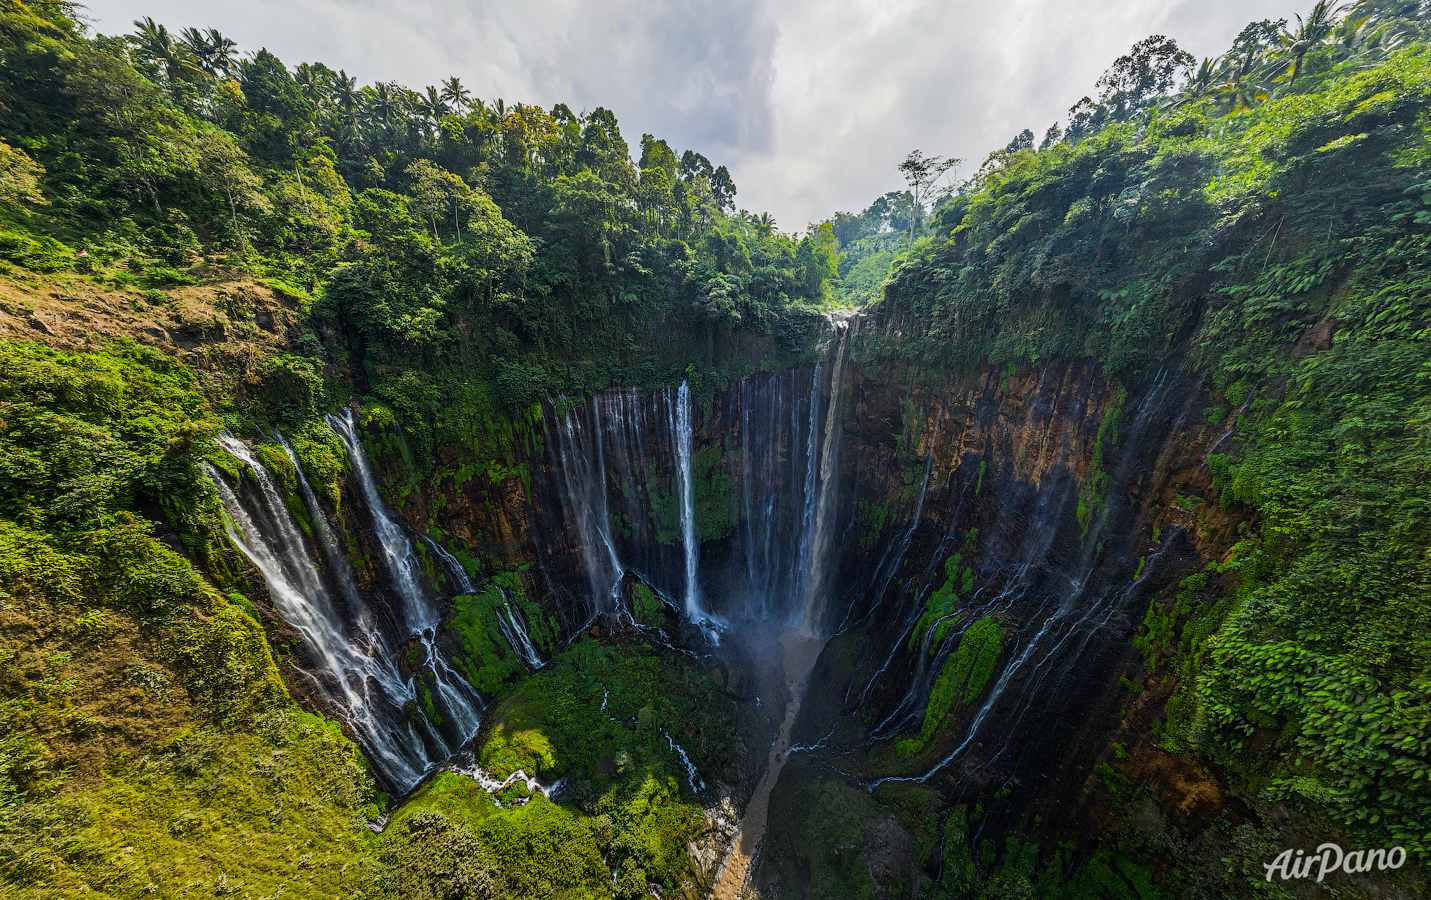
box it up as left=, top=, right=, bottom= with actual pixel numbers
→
left=0, top=0, right=1428, bottom=898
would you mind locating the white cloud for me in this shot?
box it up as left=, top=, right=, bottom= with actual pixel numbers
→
left=85, top=0, right=1306, bottom=229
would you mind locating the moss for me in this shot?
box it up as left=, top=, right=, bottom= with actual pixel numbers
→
left=691, top=442, right=736, bottom=541
left=917, top=616, right=1003, bottom=747
left=396, top=637, right=728, bottom=896
left=631, top=582, right=663, bottom=625
left=447, top=587, right=527, bottom=696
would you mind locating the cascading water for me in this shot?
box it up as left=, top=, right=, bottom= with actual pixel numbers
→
left=526, top=319, right=856, bottom=899
left=327, top=409, right=434, bottom=633
left=212, top=416, right=493, bottom=792
left=326, top=410, right=486, bottom=744
left=795, top=322, right=850, bottom=633
left=818, top=365, right=1209, bottom=797
left=207, top=437, right=434, bottom=790
left=673, top=380, right=704, bottom=622
left=422, top=535, right=543, bottom=671
left=533, top=324, right=853, bottom=633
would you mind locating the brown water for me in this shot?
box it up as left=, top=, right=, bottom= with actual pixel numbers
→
left=712, top=628, right=824, bottom=899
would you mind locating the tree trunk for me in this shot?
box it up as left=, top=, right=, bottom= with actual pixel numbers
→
left=225, top=184, right=244, bottom=254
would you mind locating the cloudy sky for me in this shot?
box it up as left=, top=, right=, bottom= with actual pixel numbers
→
left=86, top=0, right=1308, bottom=231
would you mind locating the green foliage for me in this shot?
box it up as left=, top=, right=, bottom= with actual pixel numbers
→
left=630, top=582, right=663, bottom=625
left=447, top=586, right=529, bottom=696
left=390, top=637, right=730, bottom=897
left=908, top=554, right=972, bottom=654
left=865, top=30, right=1431, bottom=862
left=377, top=809, right=507, bottom=899
left=919, top=616, right=1003, bottom=746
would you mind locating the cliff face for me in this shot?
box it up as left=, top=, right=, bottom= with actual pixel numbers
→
left=336, top=342, right=1271, bottom=890
left=756, top=357, right=1240, bottom=895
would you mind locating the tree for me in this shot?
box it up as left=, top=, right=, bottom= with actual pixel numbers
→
left=129, top=17, right=198, bottom=85
left=0, top=140, right=47, bottom=207
left=236, top=49, right=315, bottom=163
left=179, top=27, right=237, bottom=77
left=1064, top=96, right=1106, bottom=142
left=1171, top=57, right=1218, bottom=109
left=194, top=127, right=270, bottom=253
left=419, top=86, right=449, bottom=127
left=796, top=222, right=839, bottom=299
left=405, top=159, right=470, bottom=241
left=1096, top=35, right=1195, bottom=120
left=1279, top=1, right=1348, bottom=83
left=439, top=76, right=471, bottom=110
left=897, top=150, right=958, bottom=249
left=462, top=191, right=534, bottom=307
left=710, top=165, right=737, bottom=211
left=1004, top=129, right=1034, bottom=153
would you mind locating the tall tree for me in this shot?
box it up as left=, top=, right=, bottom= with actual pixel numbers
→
left=439, top=76, right=471, bottom=110
left=1096, top=34, right=1195, bottom=119
left=897, top=150, right=958, bottom=249
left=1280, top=1, right=1348, bottom=83
left=179, top=26, right=237, bottom=77
left=129, top=17, right=197, bottom=85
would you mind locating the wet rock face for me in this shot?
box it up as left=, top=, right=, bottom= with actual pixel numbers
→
left=754, top=359, right=1233, bottom=887
left=357, top=356, right=1235, bottom=878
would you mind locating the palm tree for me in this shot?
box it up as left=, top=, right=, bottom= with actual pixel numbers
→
left=295, top=65, right=330, bottom=116
left=204, top=29, right=239, bottom=76
left=331, top=70, right=361, bottom=126
left=1218, top=47, right=1275, bottom=112
left=369, top=82, right=400, bottom=129
left=1168, top=57, right=1218, bottom=109
left=130, top=17, right=198, bottom=84
left=1279, top=1, right=1347, bottom=83
left=439, top=76, right=471, bottom=111
left=179, top=27, right=238, bottom=77
left=420, top=86, right=449, bottom=125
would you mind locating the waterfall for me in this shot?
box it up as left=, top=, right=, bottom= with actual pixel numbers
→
left=273, top=430, right=368, bottom=625
left=545, top=397, right=626, bottom=614
left=495, top=590, right=544, bottom=670
left=206, top=441, right=434, bottom=791
left=327, top=409, right=436, bottom=634
left=420, top=534, right=544, bottom=671
left=212, top=417, right=498, bottom=791
left=855, top=367, right=1200, bottom=791
left=797, top=321, right=851, bottom=634
left=423, top=533, right=475, bottom=594
left=533, top=318, right=853, bottom=636
left=673, top=380, right=703, bottom=622
left=325, top=410, right=486, bottom=745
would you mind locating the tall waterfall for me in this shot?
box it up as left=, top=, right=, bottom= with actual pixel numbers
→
left=534, top=320, right=853, bottom=636
left=796, top=322, right=850, bottom=633
left=210, top=417, right=487, bottom=793
left=847, top=366, right=1203, bottom=793
left=673, top=380, right=703, bottom=622
left=327, top=410, right=485, bottom=741
left=327, top=409, right=435, bottom=634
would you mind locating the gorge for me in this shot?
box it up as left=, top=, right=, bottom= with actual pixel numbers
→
left=0, top=2, right=1428, bottom=898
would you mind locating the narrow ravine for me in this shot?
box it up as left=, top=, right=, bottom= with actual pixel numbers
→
left=711, top=629, right=824, bottom=899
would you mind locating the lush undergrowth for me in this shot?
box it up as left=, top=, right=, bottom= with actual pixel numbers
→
left=390, top=635, right=739, bottom=899
left=0, top=340, right=384, bottom=897
left=857, top=14, right=1431, bottom=893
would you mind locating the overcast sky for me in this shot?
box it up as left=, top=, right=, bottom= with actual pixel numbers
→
left=85, top=0, right=1308, bottom=231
